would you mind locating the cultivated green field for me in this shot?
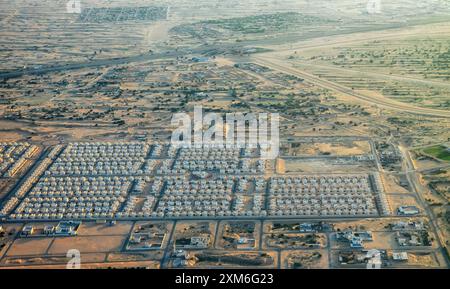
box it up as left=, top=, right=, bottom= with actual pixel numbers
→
left=423, top=145, right=450, bottom=161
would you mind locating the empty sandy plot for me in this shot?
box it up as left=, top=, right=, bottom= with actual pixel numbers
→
left=48, top=236, right=126, bottom=254
left=382, top=174, right=412, bottom=195
left=363, top=232, right=398, bottom=250
left=77, top=222, right=133, bottom=236
left=7, top=238, right=53, bottom=256
left=281, top=249, right=329, bottom=269
left=284, top=158, right=372, bottom=173
left=2, top=259, right=160, bottom=269
left=292, top=141, right=371, bottom=156
left=108, top=252, right=163, bottom=262
left=2, top=252, right=106, bottom=268
left=387, top=194, right=422, bottom=213
left=403, top=252, right=439, bottom=268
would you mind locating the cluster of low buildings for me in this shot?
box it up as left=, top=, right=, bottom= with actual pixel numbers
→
left=267, top=175, right=380, bottom=217
left=337, top=230, right=373, bottom=248
left=0, top=141, right=394, bottom=221
left=47, top=142, right=149, bottom=176
left=0, top=142, right=37, bottom=177
left=127, top=232, right=166, bottom=250
left=160, top=147, right=266, bottom=175
left=154, top=178, right=234, bottom=218
left=175, top=236, right=211, bottom=250
left=397, top=206, right=420, bottom=216
left=0, top=147, right=53, bottom=217
left=396, top=230, right=431, bottom=246
left=20, top=221, right=81, bottom=237
left=11, top=176, right=131, bottom=220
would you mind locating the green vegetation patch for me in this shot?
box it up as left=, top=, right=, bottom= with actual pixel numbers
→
left=423, top=145, right=450, bottom=161
left=203, top=12, right=333, bottom=34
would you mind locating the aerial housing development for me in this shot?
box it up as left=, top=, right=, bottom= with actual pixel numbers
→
left=0, top=0, right=449, bottom=271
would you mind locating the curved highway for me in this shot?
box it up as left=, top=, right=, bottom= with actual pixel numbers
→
left=252, top=56, right=450, bottom=119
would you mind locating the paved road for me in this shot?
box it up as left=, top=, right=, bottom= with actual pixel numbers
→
left=0, top=43, right=244, bottom=80
left=398, top=144, right=450, bottom=268
left=4, top=214, right=421, bottom=224
left=288, top=60, right=450, bottom=89
left=160, top=220, right=177, bottom=269
left=251, top=56, right=450, bottom=119
left=0, top=51, right=177, bottom=80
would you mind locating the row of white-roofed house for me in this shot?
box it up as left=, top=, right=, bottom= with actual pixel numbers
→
left=47, top=145, right=64, bottom=160
left=233, top=195, right=245, bottom=212
left=14, top=194, right=122, bottom=215
left=0, top=142, right=29, bottom=157
left=268, top=195, right=378, bottom=217
left=269, top=195, right=378, bottom=215
left=172, top=159, right=240, bottom=174
left=6, top=156, right=28, bottom=178
left=116, top=175, right=157, bottom=218
left=153, top=178, right=234, bottom=217
left=239, top=159, right=266, bottom=174
left=165, top=178, right=234, bottom=193
left=0, top=143, right=37, bottom=177
left=47, top=158, right=145, bottom=176
left=118, top=195, right=157, bottom=218
left=231, top=194, right=266, bottom=217
left=149, top=177, right=164, bottom=194
left=10, top=175, right=132, bottom=220
left=158, top=159, right=240, bottom=175
left=270, top=185, right=371, bottom=195
left=177, top=147, right=241, bottom=160
left=370, top=173, right=392, bottom=216
left=30, top=176, right=132, bottom=195
left=131, top=177, right=150, bottom=194
left=268, top=207, right=377, bottom=217
left=141, top=196, right=156, bottom=215
left=270, top=196, right=376, bottom=207
left=242, top=147, right=258, bottom=157
left=150, top=143, right=164, bottom=157
left=4, top=144, right=38, bottom=177
left=14, top=159, right=52, bottom=199
left=127, top=175, right=175, bottom=195
left=173, top=142, right=240, bottom=149
left=0, top=156, right=53, bottom=216
left=2, top=156, right=25, bottom=177
left=156, top=159, right=176, bottom=174
left=173, top=159, right=266, bottom=174
left=121, top=196, right=140, bottom=213
left=0, top=160, right=11, bottom=175
left=156, top=196, right=232, bottom=218
left=253, top=195, right=265, bottom=215
left=234, top=177, right=267, bottom=193
left=143, top=159, right=159, bottom=174
left=267, top=175, right=378, bottom=217
left=116, top=175, right=175, bottom=218
left=130, top=176, right=167, bottom=195
left=236, top=177, right=250, bottom=193
left=0, top=197, right=19, bottom=216
left=269, top=178, right=370, bottom=194
left=167, top=146, right=178, bottom=158
left=270, top=180, right=370, bottom=189
left=255, top=177, right=266, bottom=193
left=61, top=142, right=150, bottom=159
left=270, top=175, right=369, bottom=186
